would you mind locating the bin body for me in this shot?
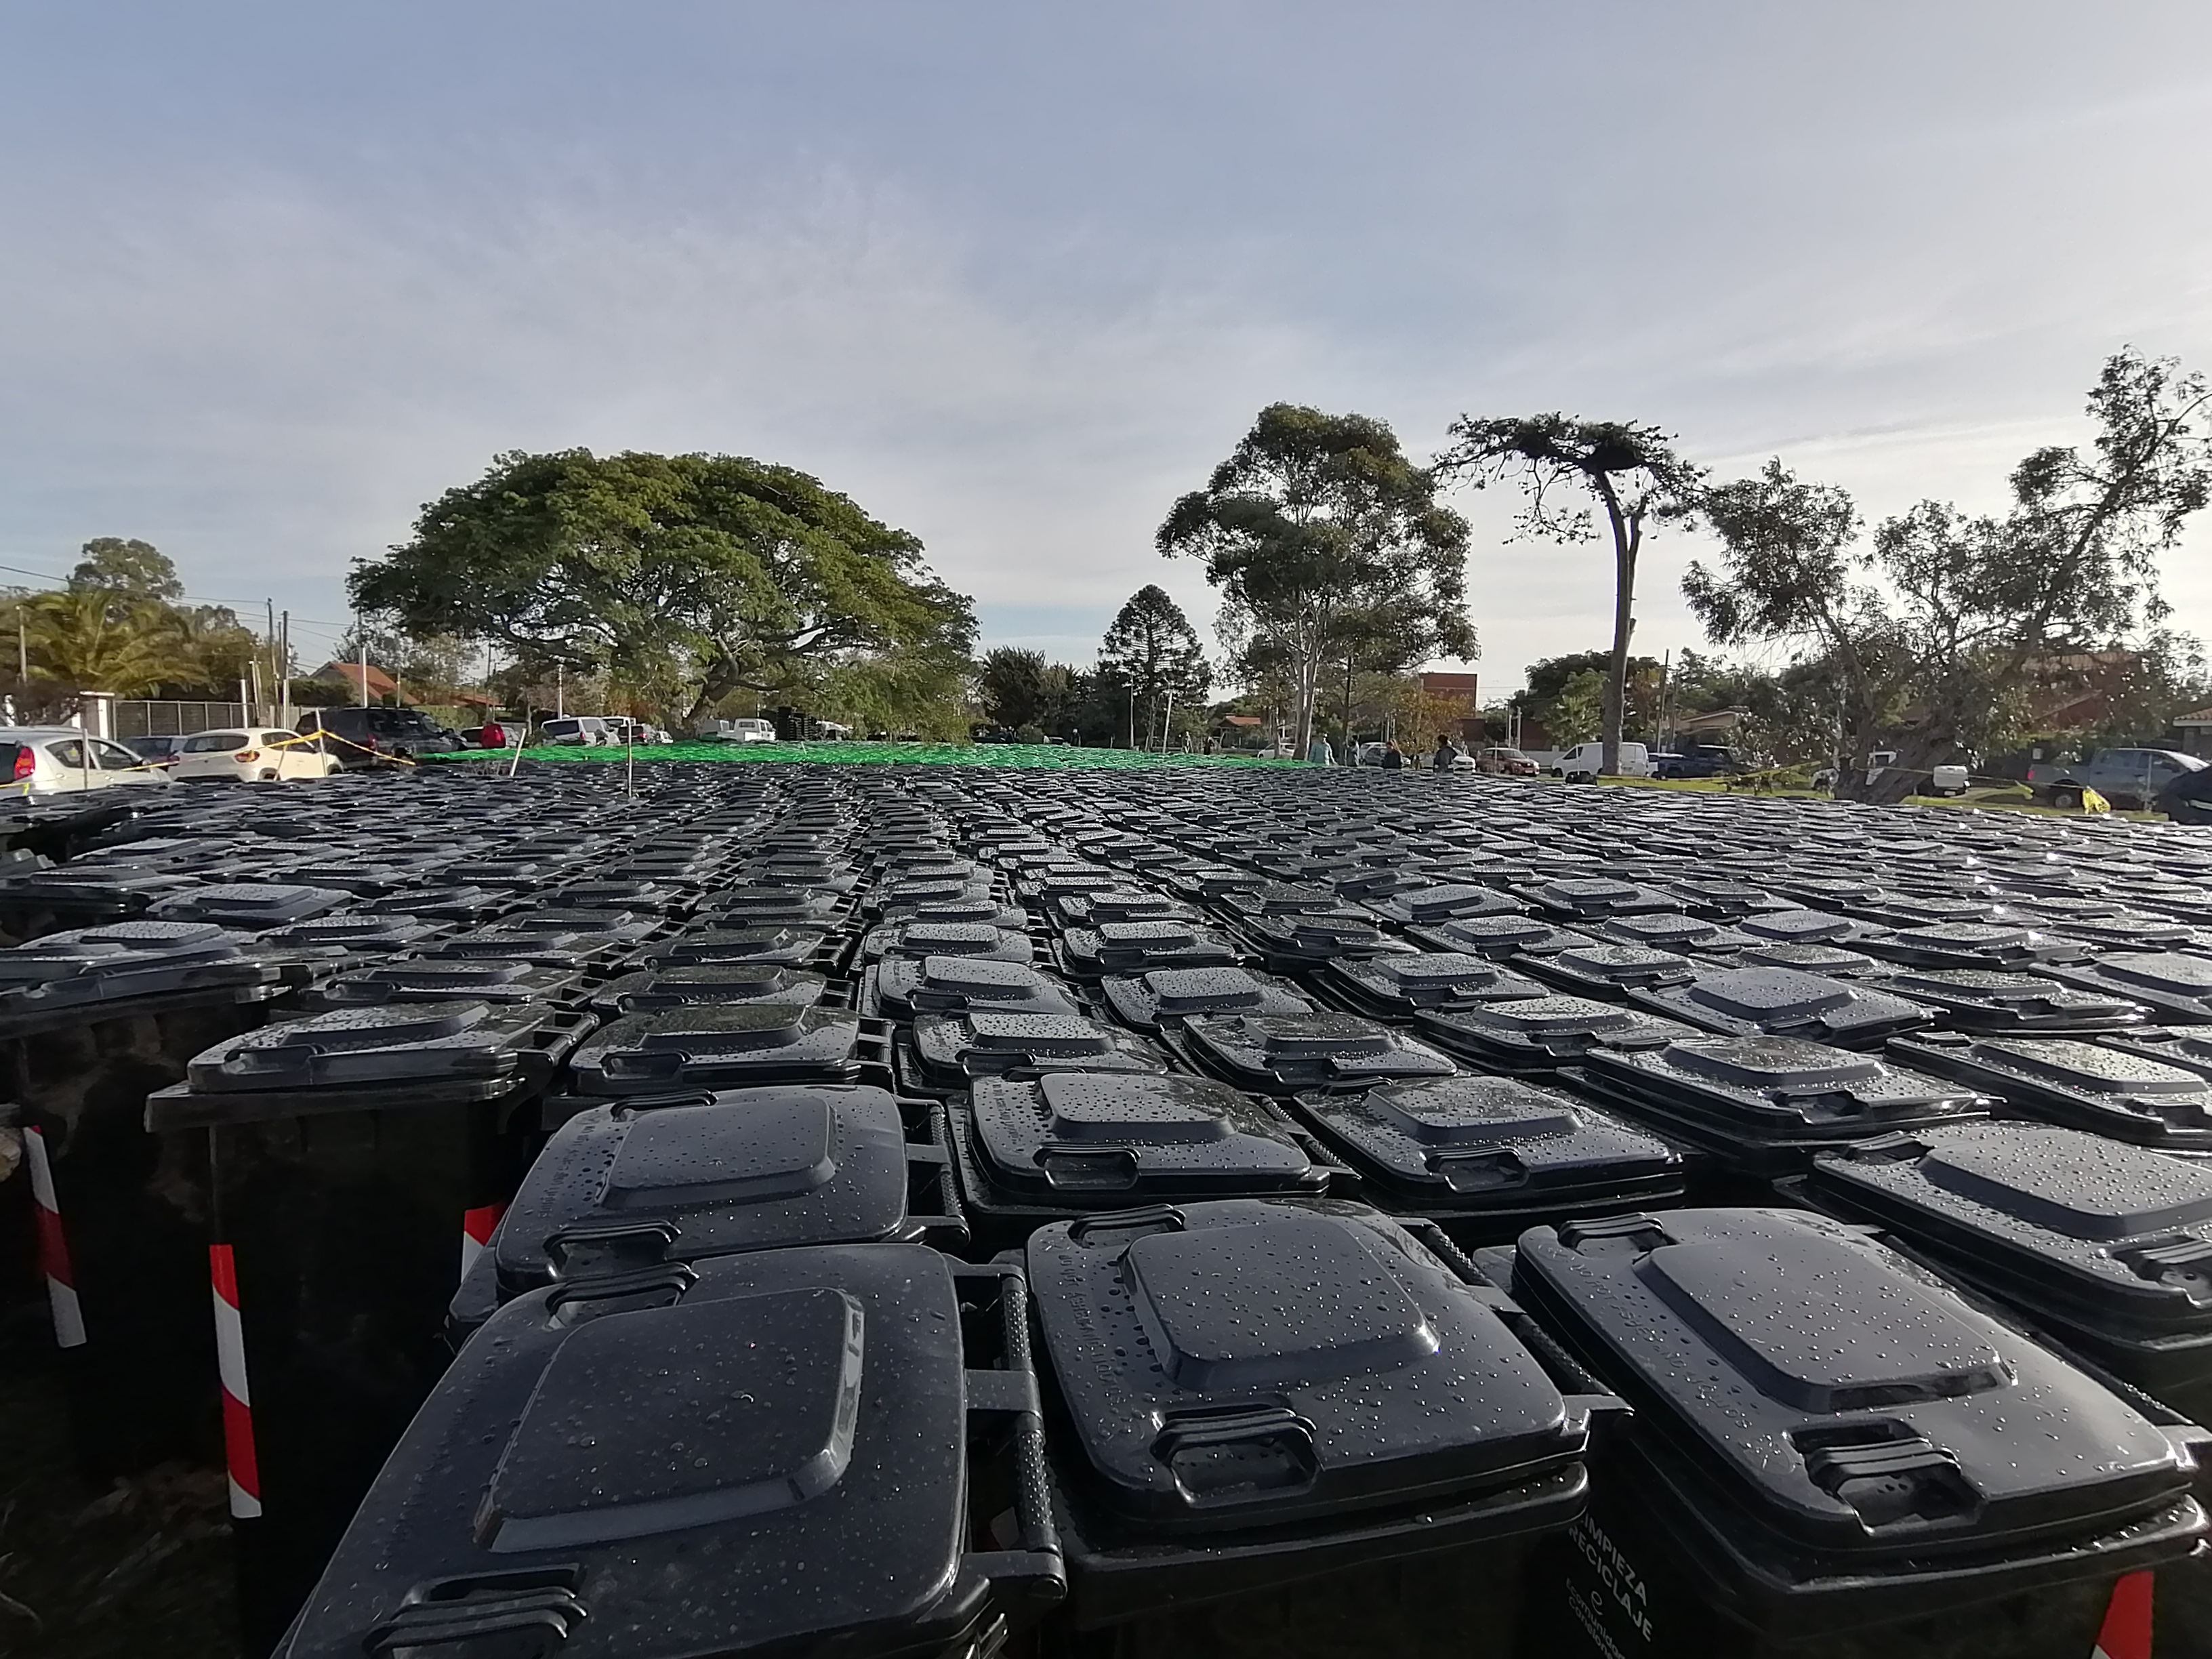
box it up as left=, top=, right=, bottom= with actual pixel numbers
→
left=200, top=1088, right=533, bottom=1655
left=15, top=996, right=272, bottom=1475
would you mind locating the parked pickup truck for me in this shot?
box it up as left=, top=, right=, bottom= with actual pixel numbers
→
left=2027, top=747, right=2205, bottom=810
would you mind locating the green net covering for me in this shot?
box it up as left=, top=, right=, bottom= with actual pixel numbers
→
left=432, top=741, right=1305, bottom=770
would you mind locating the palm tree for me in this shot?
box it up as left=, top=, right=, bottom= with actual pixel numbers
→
left=26, top=590, right=188, bottom=696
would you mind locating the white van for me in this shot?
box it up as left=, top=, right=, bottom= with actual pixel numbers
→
left=1551, top=741, right=1653, bottom=783
left=702, top=718, right=778, bottom=744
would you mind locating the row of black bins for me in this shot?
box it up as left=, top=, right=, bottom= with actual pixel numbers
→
left=13, top=778, right=2212, bottom=1659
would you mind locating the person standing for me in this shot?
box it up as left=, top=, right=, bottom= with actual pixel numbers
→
left=1382, top=741, right=1406, bottom=771
left=1307, top=734, right=1334, bottom=766
left=1433, top=735, right=1457, bottom=771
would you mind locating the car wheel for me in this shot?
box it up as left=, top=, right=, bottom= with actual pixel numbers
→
left=2050, top=786, right=2083, bottom=811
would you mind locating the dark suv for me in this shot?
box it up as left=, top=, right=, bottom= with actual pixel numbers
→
left=297, top=706, right=464, bottom=765
left=1656, top=745, right=1748, bottom=780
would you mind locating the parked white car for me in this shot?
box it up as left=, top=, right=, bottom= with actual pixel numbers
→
left=701, top=718, right=778, bottom=744
left=0, top=726, right=174, bottom=797
left=1549, top=741, right=1654, bottom=783
left=171, top=728, right=342, bottom=783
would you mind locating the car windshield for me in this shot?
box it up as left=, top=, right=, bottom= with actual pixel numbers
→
left=184, top=733, right=250, bottom=753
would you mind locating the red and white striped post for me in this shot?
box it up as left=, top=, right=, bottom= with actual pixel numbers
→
left=24, top=1125, right=85, bottom=1348
left=209, top=1243, right=262, bottom=1519
left=462, top=1202, right=504, bottom=1279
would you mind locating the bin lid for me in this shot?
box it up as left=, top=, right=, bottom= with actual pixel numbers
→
left=2053, top=951, right=2212, bottom=1021
left=140, top=882, right=356, bottom=930
left=871, top=956, right=1081, bottom=1019
left=868, top=921, right=1032, bottom=963
left=1317, top=951, right=1551, bottom=1015
left=363, top=883, right=517, bottom=922
left=1408, top=913, right=1577, bottom=960
left=1856, top=920, right=2084, bottom=970
left=255, top=913, right=447, bottom=954
left=181, top=998, right=565, bottom=1093
left=1892, top=1032, right=2212, bottom=1146
left=281, top=1246, right=1002, bottom=1659
left=1364, top=882, right=1527, bottom=926
left=1294, top=1075, right=1683, bottom=1204
left=1868, top=967, right=2148, bottom=1033
left=970, top=1071, right=1317, bottom=1200
left=1595, top=913, right=1757, bottom=955
left=1582, top=1035, right=1989, bottom=1140
left=1514, top=876, right=1683, bottom=920
left=1098, top=966, right=1313, bottom=1032
left=1177, top=1011, right=1458, bottom=1092
left=1416, top=994, right=1692, bottom=1068
left=592, top=964, right=827, bottom=1017
left=1528, top=941, right=1700, bottom=996
left=1027, top=1200, right=1584, bottom=1530
left=1059, top=921, right=1241, bottom=977
left=1513, top=1208, right=2203, bottom=1557
left=312, top=958, right=583, bottom=1007
left=495, top=1086, right=919, bottom=1296
left=1805, top=1122, right=2212, bottom=1334
left=0, top=918, right=274, bottom=1014
left=646, top=926, right=830, bottom=966
left=1059, top=890, right=1195, bottom=924
left=1633, top=966, right=1932, bottom=1048
left=910, top=1010, right=1165, bottom=1084
left=569, top=1006, right=863, bottom=1094
left=702, top=887, right=846, bottom=921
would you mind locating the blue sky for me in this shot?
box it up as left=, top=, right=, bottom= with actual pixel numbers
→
left=1, top=1, right=2207, bottom=691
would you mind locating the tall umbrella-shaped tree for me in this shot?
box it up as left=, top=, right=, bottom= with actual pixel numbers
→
left=1435, top=417, right=1704, bottom=776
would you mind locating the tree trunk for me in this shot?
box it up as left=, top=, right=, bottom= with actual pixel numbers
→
left=1598, top=485, right=1636, bottom=778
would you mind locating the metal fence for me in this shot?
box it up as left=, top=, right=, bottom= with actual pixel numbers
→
left=115, top=700, right=253, bottom=739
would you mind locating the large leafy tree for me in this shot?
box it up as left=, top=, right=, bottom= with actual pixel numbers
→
left=1158, top=405, right=1474, bottom=758
left=1435, top=416, right=1704, bottom=775
left=975, top=647, right=1078, bottom=736
left=352, top=449, right=975, bottom=724
left=1683, top=350, right=2212, bottom=798
left=1097, top=585, right=1212, bottom=749
left=1689, top=460, right=1900, bottom=777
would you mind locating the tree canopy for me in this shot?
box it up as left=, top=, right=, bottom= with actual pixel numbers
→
left=351, top=449, right=976, bottom=724
left=1435, top=415, right=1702, bottom=775
left=71, top=537, right=185, bottom=602
left=1684, top=350, right=2212, bottom=797
left=1158, top=404, right=1474, bottom=757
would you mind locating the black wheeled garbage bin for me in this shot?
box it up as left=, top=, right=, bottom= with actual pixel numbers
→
left=3, top=919, right=288, bottom=1477
left=1026, top=1196, right=1616, bottom=1659
left=144, top=998, right=595, bottom=1656
left=1505, top=1206, right=2209, bottom=1659
left=276, top=1246, right=1065, bottom=1659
